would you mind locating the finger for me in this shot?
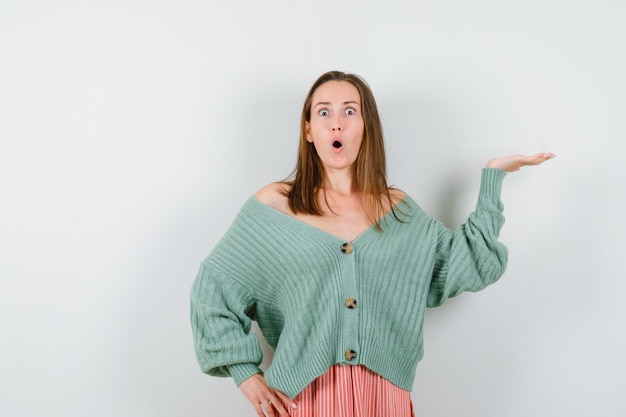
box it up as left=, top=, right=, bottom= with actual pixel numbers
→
left=268, top=395, right=290, bottom=417
left=275, top=390, right=298, bottom=411
left=254, top=403, right=268, bottom=417
left=521, top=153, right=554, bottom=167
left=528, top=154, right=545, bottom=165
left=531, top=152, right=556, bottom=164
left=259, top=401, right=275, bottom=417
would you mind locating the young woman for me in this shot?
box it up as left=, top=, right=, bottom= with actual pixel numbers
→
left=190, top=70, right=555, bottom=417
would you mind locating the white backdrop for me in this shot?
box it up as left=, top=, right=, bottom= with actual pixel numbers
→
left=1, top=1, right=625, bottom=416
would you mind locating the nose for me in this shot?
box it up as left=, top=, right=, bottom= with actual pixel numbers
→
left=331, top=115, right=342, bottom=131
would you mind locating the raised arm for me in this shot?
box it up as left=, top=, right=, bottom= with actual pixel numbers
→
left=428, top=153, right=555, bottom=306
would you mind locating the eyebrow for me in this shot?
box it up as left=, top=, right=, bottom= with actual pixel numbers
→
left=313, top=101, right=361, bottom=108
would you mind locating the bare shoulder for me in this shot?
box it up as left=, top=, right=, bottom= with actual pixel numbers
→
left=254, top=182, right=292, bottom=212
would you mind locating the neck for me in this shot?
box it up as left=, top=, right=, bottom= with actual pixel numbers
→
left=323, top=168, right=357, bottom=197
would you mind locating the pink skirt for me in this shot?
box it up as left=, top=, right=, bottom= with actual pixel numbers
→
left=281, top=364, right=415, bottom=417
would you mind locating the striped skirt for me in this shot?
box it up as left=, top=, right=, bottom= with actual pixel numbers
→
left=281, top=364, right=415, bottom=417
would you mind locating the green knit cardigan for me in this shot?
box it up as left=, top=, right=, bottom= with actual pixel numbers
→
left=191, top=168, right=508, bottom=399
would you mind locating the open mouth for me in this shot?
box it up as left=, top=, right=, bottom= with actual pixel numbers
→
left=332, top=140, right=343, bottom=149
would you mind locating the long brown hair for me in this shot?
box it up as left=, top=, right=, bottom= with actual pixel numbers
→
left=284, top=70, right=401, bottom=230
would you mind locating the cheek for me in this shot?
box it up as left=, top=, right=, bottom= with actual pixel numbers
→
left=354, top=125, right=365, bottom=145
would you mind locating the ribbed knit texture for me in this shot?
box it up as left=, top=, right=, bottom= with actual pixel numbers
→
left=190, top=168, right=508, bottom=399
left=278, top=364, right=414, bottom=416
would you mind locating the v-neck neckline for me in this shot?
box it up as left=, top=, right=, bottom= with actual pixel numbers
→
left=249, top=195, right=411, bottom=244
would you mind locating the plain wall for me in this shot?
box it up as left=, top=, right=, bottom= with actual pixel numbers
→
left=1, top=1, right=625, bottom=416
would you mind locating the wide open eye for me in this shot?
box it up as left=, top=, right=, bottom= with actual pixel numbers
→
left=319, top=109, right=329, bottom=116
left=345, top=108, right=356, bottom=116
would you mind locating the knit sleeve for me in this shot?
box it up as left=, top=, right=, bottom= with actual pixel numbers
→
left=427, top=168, right=509, bottom=307
left=190, top=260, right=263, bottom=385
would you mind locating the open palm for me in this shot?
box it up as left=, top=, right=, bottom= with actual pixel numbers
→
left=486, top=153, right=556, bottom=172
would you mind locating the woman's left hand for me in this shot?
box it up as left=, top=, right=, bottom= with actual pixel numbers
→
left=486, top=153, right=556, bottom=172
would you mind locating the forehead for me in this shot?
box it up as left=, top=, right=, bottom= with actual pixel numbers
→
left=312, top=81, right=361, bottom=104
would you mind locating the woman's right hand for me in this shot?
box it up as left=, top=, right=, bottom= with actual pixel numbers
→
left=238, top=373, right=297, bottom=417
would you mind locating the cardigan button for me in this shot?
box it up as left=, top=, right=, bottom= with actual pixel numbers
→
left=345, top=298, right=357, bottom=309
left=345, top=349, right=357, bottom=361
left=340, top=242, right=353, bottom=254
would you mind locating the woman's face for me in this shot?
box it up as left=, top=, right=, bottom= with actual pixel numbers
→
left=306, top=81, right=364, bottom=173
